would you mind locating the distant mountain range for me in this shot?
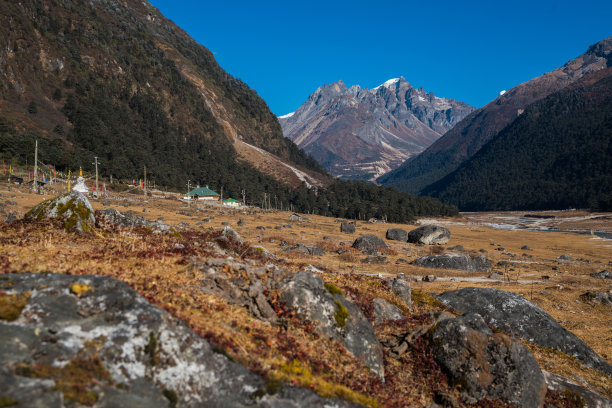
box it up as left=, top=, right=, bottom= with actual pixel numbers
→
left=279, top=78, right=474, bottom=181
left=378, top=37, right=612, bottom=198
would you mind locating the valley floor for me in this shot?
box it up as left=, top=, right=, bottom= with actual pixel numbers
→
left=1, top=182, right=610, bottom=406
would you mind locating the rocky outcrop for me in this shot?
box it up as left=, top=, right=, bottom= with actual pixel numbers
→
left=412, top=253, right=491, bottom=273
left=279, top=272, right=384, bottom=378
left=372, top=298, right=403, bottom=324
left=25, top=191, right=95, bottom=233
left=437, top=287, right=612, bottom=375
left=351, top=235, right=388, bottom=251
left=383, top=278, right=411, bottom=306
left=97, top=208, right=171, bottom=233
left=407, top=225, right=450, bottom=245
left=429, top=313, right=546, bottom=407
left=0, top=273, right=359, bottom=407
left=385, top=228, right=407, bottom=242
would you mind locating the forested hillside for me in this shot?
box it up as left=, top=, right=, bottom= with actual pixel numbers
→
left=0, top=0, right=457, bottom=222
left=422, top=70, right=612, bottom=211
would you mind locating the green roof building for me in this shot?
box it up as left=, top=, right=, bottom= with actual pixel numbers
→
left=184, top=186, right=220, bottom=200
left=222, top=198, right=241, bottom=207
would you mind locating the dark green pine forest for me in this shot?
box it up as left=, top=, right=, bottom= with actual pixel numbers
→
left=422, top=73, right=612, bottom=211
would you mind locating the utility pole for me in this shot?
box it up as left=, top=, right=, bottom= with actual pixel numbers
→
left=94, top=156, right=99, bottom=196
left=32, top=139, right=38, bottom=193
left=187, top=180, right=191, bottom=208
left=143, top=165, right=147, bottom=202
left=242, top=189, right=246, bottom=207
left=220, top=186, right=223, bottom=203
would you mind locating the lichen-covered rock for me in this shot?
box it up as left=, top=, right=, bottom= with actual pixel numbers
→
left=413, top=253, right=491, bottom=273
left=407, top=225, right=450, bottom=245
left=372, top=298, right=404, bottom=324
left=351, top=235, right=388, bottom=251
left=0, top=273, right=360, bottom=408
left=437, top=287, right=612, bottom=375
left=385, top=228, right=408, bottom=242
left=340, top=222, right=356, bottom=234
left=430, top=313, right=546, bottom=407
left=279, top=272, right=384, bottom=378
left=384, top=278, right=411, bottom=306
left=26, top=191, right=95, bottom=233
left=97, top=208, right=170, bottom=233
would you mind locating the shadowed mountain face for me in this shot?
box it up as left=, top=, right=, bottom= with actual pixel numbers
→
left=280, top=78, right=474, bottom=181
left=378, top=36, right=612, bottom=194
left=422, top=68, right=612, bottom=211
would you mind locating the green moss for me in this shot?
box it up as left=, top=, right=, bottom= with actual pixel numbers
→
left=411, top=290, right=445, bottom=308
left=251, top=379, right=283, bottom=399
left=0, top=292, right=30, bottom=321
left=334, top=300, right=349, bottom=328
left=324, top=282, right=342, bottom=296
left=162, top=389, right=178, bottom=407
left=0, top=397, right=17, bottom=407
left=562, top=388, right=586, bottom=408
left=144, top=332, right=158, bottom=366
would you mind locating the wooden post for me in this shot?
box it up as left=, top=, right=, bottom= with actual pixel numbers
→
left=94, top=156, right=99, bottom=196
left=32, top=140, right=38, bottom=193
left=143, top=165, right=147, bottom=202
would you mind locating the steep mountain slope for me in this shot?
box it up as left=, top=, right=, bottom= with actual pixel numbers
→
left=0, top=0, right=327, bottom=190
left=422, top=68, right=612, bottom=211
left=280, top=78, right=474, bottom=181
left=378, top=37, right=612, bottom=194
left=0, top=0, right=458, bottom=221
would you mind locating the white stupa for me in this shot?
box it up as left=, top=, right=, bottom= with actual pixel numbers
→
left=72, top=168, right=89, bottom=193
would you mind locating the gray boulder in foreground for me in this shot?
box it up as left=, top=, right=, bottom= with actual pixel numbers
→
left=407, top=225, right=450, bottom=245
left=279, top=272, right=384, bottom=378
left=437, top=287, right=612, bottom=375
left=430, top=313, right=546, bottom=407
left=26, top=191, right=95, bottom=233
left=543, top=370, right=612, bottom=408
left=413, top=252, right=492, bottom=273
left=0, top=273, right=360, bottom=408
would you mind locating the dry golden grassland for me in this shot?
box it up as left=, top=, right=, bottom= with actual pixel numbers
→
left=1, top=182, right=610, bottom=406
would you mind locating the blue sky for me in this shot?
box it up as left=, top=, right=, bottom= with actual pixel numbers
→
left=149, top=0, right=611, bottom=115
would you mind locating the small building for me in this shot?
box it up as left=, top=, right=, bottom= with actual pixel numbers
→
left=184, top=186, right=220, bottom=201
left=222, top=198, right=241, bottom=207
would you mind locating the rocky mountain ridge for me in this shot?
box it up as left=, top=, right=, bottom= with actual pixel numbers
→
left=280, top=77, right=474, bottom=181
left=378, top=36, right=612, bottom=194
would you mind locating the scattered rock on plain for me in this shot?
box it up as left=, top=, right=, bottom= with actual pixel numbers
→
left=386, top=228, right=408, bottom=242
left=340, top=222, right=356, bottom=234
left=352, top=234, right=388, bottom=251
left=590, top=270, right=610, bottom=279
left=407, top=225, right=450, bottom=245
left=413, top=253, right=492, bottom=273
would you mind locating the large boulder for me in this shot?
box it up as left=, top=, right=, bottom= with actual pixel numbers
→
left=385, top=228, right=408, bottom=242
left=384, top=278, right=411, bottom=306
left=98, top=208, right=170, bottom=233
left=429, top=313, right=546, bottom=407
left=279, top=272, right=384, bottom=378
left=543, top=370, right=612, bottom=408
left=0, top=273, right=359, bottom=408
left=437, top=287, right=612, bottom=375
left=407, top=225, right=450, bottom=245
left=413, top=253, right=492, bottom=273
left=25, top=191, right=95, bottom=233
left=351, top=235, right=388, bottom=251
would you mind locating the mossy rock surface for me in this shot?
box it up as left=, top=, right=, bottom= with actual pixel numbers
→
left=26, top=192, right=95, bottom=233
